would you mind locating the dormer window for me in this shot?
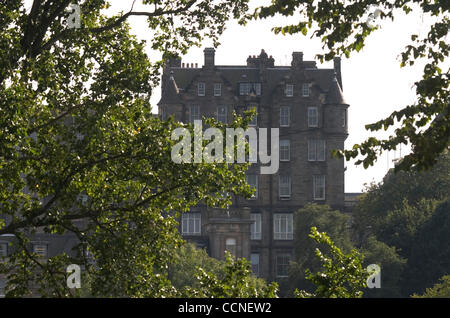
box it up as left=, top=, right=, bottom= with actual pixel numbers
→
left=239, top=83, right=261, bottom=96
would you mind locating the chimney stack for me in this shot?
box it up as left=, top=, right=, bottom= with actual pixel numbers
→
left=333, top=57, right=342, bottom=90
left=204, top=47, right=215, bottom=68
left=291, top=52, right=303, bottom=68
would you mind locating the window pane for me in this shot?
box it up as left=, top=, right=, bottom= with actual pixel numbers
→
left=198, top=82, right=205, bottom=96
left=190, top=105, right=200, bottom=123
left=280, top=106, right=290, bottom=127
left=240, top=83, right=250, bottom=95
left=342, top=109, right=347, bottom=127
left=251, top=214, right=261, bottom=240
left=279, top=176, right=291, bottom=198
left=276, top=254, right=291, bottom=277
left=274, top=214, right=293, bottom=240
left=313, top=175, right=326, bottom=200
left=246, top=175, right=258, bottom=199
left=280, top=139, right=290, bottom=161
left=308, top=107, right=318, bottom=127
left=318, top=140, right=326, bottom=161
left=181, top=213, right=201, bottom=235
left=285, top=84, right=294, bottom=97
left=308, top=139, right=316, bottom=161
left=214, top=83, right=221, bottom=96
left=254, top=83, right=261, bottom=96
left=217, top=106, right=227, bottom=123
left=0, top=243, right=7, bottom=257
left=303, top=83, right=310, bottom=97
left=33, top=244, right=47, bottom=257
left=225, top=238, right=236, bottom=257
left=251, top=253, right=260, bottom=276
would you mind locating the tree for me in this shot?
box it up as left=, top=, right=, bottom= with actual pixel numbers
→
left=412, top=275, right=450, bottom=298
left=352, top=151, right=449, bottom=245
left=287, top=203, right=353, bottom=295
left=376, top=199, right=437, bottom=257
left=245, top=0, right=449, bottom=172
left=0, top=0, right=251, bottom=297
left=361, top=236, right=406, bottom=298
left=351, top=153, right=449, bottom=296
left=402, top=199, right=450, bottom=296
left=182, top=252, right=278, bottom=298
left=166, top=243, right=225, bottom=291
left=295, top=227, right=369, bottom=298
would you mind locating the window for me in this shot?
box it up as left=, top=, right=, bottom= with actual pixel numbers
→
left=276, top=254, right=291, bottom=278
left=225, top=238, right=236, bottom=257
left=280, top=139, right=290, bottom=161
left=239, top=83, right=261, bottom=96
left=0, top=277, right=5, bottom=298
left=313, top=175, right=326, bottom=200
left=181, top=213, right=201, bottom=235
left=247, top=106, right=257, bottom=126
left=159, top=107, right=167, bottom=120
left=214, top=83, right=222, bottom=96
left=239, top=83, right=250, bottom=95
left=274, top=214, right=293, bottom=240
left=279, top=175, right=291, bottom=199
left=32, top=243, right=48, bottom=258
left=189, top=105, right=200, bottom=123
left=285, top=84, right=294, bottom=97
left=342, top=109, right=347, bottom=127
left=217, top=106, right=227, bottom=124
left=83, top=246, right=94, bottom=263
left=280, top=106, right=290, bottom=127
left=307, top=107, right=318, bottom=127
left=251, top=253, right=260, bottom=277
left=197, top=82, right=205, bottom=96
left=0, top=243, right=7, bottom=257
left=308, top=139, right=326, bottom=161
left=302, top=83, right=310, bottom=97
left=253, top=83, right=262, bottom=96
left=246, top=174, right=258, bottom=199
left=251, top=214, right=262, bottom=240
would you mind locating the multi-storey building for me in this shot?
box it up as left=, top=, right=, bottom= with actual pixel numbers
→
left=158, top=48, right=349, bottom=281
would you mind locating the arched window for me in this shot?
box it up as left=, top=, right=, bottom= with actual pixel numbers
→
left=225, top=238, right=236, bottom=257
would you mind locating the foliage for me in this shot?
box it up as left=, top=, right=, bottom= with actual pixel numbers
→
left=295, top=227, right=368, bottom=298
left=361, top=236, right=406, bottom=298
left=244, top=0, right=449, bottom=172
left=375, top=199, right=437, bottom=257
left=0, top=0, right=251, bottom=297
left=167, top=243, right=225, bottom=291
left=351, top=153, right=449, bottom=297
left=412, top=275, right=450, bottom=298
left=287, top=203, right=353, bottom=295
left=401, top=199, right=450, bottom=296
left=182, top=252, right=278, bottom=298
left=352, top=151, right=449, bottom=245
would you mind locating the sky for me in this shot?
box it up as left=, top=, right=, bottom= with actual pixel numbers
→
left=103, top=1, right=445, bottom=193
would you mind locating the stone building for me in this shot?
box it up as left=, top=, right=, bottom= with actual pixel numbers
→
left=158, top=48, right=349, bottom=282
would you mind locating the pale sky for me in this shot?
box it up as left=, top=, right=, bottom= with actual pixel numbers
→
left=103, top=1, right=446, bottom=192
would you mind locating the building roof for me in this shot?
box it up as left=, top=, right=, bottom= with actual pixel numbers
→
left=158, top=50, right=347, bottom=105
left=326, top=75, right=347, bottom=105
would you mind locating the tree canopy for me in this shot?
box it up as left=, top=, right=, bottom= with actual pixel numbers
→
left=295, top=227, right=369, bottom=298
left=0, top=0, right=252, bottom=297
left=352, top=152, right=450, bottom=296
